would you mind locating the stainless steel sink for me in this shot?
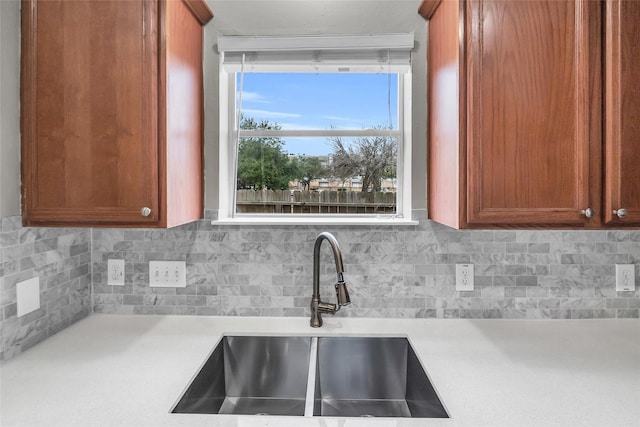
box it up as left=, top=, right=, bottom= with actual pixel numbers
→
left=313, top=337, right=448, bottom=418
left=172, top=335, right=448, bottom=419
left=172, top=336, right=311, bottom=415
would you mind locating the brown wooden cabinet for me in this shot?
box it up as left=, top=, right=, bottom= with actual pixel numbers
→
left=21, top=0, right=213, bottom=228
left=421, top=0, right=640, bottom=229
left=603, top=0, right=640, bottom=225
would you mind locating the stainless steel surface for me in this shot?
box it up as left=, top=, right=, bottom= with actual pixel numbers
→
left=218, top=397, right=306, bottom=416
left=320, top=399, right=412, bottom=417
left=582, top=207, right=595, bottom=218
left=172, top=336, right=311, bottom=416
left=335, top=281, right=351, bottom=307
left=310, top=232, right=351, bottom=328
left=614, top=208, right=628, bottom=218
left=314, top=337, right=448, bottom=418
left=173, top=335, right=447, bottom=418
left=140, top=207, right=152, bottom=217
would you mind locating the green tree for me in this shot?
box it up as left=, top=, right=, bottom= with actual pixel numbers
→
left=294, top=156, right=328, bottom=191
left=237, top=116, right=297, bottom=190
left=329, top=129, right=397, bottom=192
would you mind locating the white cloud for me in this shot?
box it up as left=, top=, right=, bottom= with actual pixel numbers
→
left=243, top=109, right=301, bottom=119
left=323, top=115, right=360, bottom=122
left=241, top=91, right=269, bottom=104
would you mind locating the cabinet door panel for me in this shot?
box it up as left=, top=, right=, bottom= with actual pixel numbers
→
left=466, top=0, right=597, bottom=225
left=604, top=0, right=640, bottom=225
left=22, top=0, right=158, bottom=225
left=428, top=0, right=463, bottom=229
left=163, top=0, right=205, bottom=227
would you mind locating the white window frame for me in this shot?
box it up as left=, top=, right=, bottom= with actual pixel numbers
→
left=215, top=36, right=416, bottom=225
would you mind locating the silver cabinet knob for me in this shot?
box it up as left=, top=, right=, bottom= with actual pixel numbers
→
left=581, top=207, right=595, bottom=218
left=140, top=207, right=152, bottom=217
left=613, top=208, right=627, bottom=218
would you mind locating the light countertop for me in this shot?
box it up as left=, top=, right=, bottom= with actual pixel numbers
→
left=1, top=315, right=639, bottom=427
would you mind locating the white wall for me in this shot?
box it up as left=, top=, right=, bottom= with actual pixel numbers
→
left=0, top=0, right=21, bottom=218
left=203, top=0, right=427, bottom=211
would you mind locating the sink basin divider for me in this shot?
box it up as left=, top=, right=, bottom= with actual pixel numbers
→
left=304, top=336, right=319, bottom=417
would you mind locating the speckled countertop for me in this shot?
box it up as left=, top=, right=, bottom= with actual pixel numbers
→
left=1, top=315, right=639, bottom=427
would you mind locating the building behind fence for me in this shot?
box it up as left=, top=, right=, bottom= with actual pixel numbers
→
left=236, top=190, right=396, bottom=214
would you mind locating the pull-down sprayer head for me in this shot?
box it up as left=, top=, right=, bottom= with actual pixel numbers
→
left=335, top=281, right=351, bottom=307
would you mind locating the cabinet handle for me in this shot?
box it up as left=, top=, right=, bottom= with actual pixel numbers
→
left=140, top=207, right=152, bottom=217
left=613, top=208, right=627, bottom=219
left=581, top=208, right=595, bottom=218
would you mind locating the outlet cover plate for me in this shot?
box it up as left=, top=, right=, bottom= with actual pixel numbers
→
left=107, top=259, right=125, bottom=286
left=455, top=264, right=474, bottom=291
left=17, top=277, right=40, bottom=317
left=615, top=264, right=635, bottom=292
left=149, top=261, right=186, bottom=288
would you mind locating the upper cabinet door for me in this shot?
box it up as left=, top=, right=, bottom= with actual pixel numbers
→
left=604, top=0, right=640, bottom=225
left=465, top=0, right=600, bottom=225
left=21, top=0, right=159, bottom=226
left=21, top=0, right=211, bottom=228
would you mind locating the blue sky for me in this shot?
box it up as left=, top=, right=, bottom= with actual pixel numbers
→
left=239, top=73, right=398, bottom=156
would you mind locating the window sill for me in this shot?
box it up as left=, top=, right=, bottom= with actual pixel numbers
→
left=212, top=215, right=419, bottom=226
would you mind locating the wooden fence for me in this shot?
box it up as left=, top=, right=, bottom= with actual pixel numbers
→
left=236, top=190, right=396, bottom=214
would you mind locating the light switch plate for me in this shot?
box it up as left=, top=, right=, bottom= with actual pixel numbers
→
left=149, top=261, right=186, bottom=288
left=615, top=264, right=635, bottom=292
left=16, top=277, right=40, bottom=317
left=455, top=264, right=474, bottom=291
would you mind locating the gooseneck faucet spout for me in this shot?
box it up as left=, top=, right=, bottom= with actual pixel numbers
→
left=310, top=232, right=351, bottom=328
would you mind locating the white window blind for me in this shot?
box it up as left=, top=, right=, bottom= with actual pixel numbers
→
left=218, top=34, right=414, bottom=73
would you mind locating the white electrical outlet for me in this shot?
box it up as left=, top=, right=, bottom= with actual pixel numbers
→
left=107, top=259, right=125, bottom=286
left=149, top=261, right=186, bottom=288
left=456, top=264, right=474, bottom=291
left=615, top=264, right=635, bottom=292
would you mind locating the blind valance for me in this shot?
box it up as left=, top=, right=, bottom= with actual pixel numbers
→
left=218, top=34, right=414, bottom=73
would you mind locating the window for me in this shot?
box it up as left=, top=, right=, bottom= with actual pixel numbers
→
left=217, top=35, right=414, bottom=223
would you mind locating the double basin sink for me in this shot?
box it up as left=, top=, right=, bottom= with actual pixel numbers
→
left=172, top=335, right=448, bottom=418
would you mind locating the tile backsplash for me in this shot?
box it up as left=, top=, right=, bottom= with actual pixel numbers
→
left=2, top=210, right=639, bottom=362
left=0, top=217, right=91, bottom=362
left=91, top=210, right=640, bottom=319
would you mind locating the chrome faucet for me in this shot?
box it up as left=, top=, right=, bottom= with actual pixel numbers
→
left=310, top=232, right=351, bottom=327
